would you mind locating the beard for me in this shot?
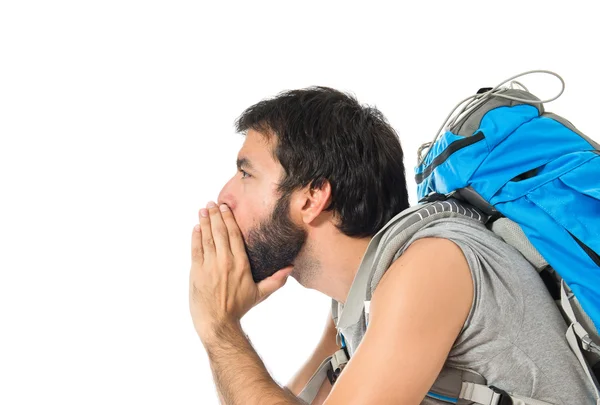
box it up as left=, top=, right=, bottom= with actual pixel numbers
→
left=245, top=193, right=307, bottom=283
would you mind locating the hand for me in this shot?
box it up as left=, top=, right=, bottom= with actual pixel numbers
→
left=189, top=201, right=293, bottom=343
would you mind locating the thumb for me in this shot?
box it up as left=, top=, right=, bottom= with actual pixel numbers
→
left=256, top=266, right=293, bottom=302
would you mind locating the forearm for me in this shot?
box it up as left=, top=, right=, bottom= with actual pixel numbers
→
left=203, top=322, right=307, bottom=405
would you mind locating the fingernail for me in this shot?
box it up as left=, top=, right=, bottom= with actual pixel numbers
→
left=219, top=204, right=229, bottom=212
left=194, top=224, right=201, bottom=232
left=207, top=201, right=216, bottom=209
left=200, top=209, right=208, bottom=217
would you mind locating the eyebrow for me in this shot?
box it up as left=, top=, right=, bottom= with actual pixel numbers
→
left=236, top=157, right=256, bottom=172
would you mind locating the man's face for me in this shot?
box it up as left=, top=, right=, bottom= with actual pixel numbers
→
left=217, top=130, right=307, bottom=282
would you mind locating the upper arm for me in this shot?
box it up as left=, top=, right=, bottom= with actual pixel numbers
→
left=323, top=237, right=474, bottom=405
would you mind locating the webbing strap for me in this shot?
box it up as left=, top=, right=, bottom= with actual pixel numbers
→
left=459, top=383, right=504, bottom=405
left=297, top=356, right=332, bottom=404
left=330, top=348, right=349, bottom=374
left=460, top=383, right=555, bottom=405
left=560, top=281, right=600, bottom=404
left=297, top=353, right=558, bottom=404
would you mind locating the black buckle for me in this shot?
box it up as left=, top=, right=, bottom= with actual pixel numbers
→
left=326, top=366, right=341, bottom=385
left=489, top=386, right=513, bottom=405
left=418, top=192, right=448, bottom=203
left=327, top=346, right=349, bottom=386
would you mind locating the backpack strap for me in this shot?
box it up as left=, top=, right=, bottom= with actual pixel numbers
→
left=297, top=355, right=334, bottom=403
left=459, top=383, right=555, bottom=405
left=426, top=367, right=552, bottom=405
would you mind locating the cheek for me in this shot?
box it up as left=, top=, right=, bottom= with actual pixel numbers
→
left=231, top=182, right=275, bottom=240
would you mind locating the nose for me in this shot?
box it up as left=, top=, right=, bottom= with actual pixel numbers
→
left=217, top=177, right=235, bottom=210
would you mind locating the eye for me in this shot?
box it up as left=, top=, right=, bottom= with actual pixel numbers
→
left=239, top=169, right=251, bottom=179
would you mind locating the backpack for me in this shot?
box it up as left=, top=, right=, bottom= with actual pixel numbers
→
left=298, top=71, right=600, bottom=405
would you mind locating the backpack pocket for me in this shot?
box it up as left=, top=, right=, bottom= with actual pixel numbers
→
left=526, top=151, right=600, bottom=264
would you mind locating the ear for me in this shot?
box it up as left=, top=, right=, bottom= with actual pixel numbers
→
left=291, top=179, right=333, bottom=225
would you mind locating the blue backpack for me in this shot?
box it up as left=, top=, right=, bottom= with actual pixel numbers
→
left=416, top=70, right=600, bottom=388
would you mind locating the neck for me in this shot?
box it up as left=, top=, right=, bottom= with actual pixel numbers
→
left=291, top=225, right=372, bottom=304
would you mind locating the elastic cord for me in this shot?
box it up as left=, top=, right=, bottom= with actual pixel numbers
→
left=417, top=70, right=565, bottom=165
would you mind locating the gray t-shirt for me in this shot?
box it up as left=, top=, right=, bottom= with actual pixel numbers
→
left=338, top=216, right=596, bottom=404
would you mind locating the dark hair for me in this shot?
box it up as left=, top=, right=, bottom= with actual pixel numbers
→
left=235, top=86, right=409, bottom=238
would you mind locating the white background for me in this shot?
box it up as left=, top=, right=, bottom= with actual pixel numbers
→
left=1, top=1, right=599, bottom=404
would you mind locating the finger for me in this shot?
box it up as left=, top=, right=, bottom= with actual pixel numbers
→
left=191, top=224, right=203, bottom=265
left=257, top=266, right=293, bottom=302
left=199, top=207, right=216, bottom=257
left=206, top=201, right=231, bottom=256
left=218, top=204, right=246, bottom=257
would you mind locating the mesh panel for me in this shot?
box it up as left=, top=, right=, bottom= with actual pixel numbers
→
left=489, top=218, right=548, bottom=271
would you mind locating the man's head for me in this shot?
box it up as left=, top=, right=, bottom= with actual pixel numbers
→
left=217, top=87, right=409, bottom=283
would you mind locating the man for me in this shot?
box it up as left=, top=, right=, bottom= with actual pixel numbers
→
left=189, top=87, right=595, bottom=404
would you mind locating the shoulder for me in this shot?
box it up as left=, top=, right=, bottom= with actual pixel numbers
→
left=392, top=216, right=512, bottom=285
left=372, top=236, right=474, bottom=321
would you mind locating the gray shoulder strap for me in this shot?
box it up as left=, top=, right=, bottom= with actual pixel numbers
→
left=297, top=355, right=332, bottom=404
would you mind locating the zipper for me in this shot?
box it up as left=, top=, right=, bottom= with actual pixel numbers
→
left=570, top=232, right=600, bottom=267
